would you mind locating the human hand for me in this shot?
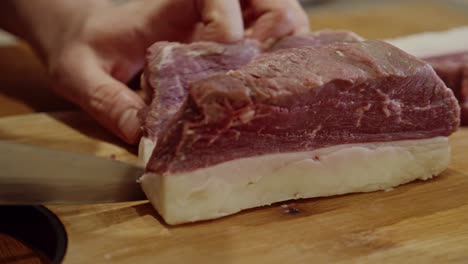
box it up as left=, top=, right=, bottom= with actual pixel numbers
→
left=4, top=0, right=309, bottom=144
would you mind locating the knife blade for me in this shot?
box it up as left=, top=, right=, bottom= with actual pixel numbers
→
left=0, top=141, right=147, bottom=204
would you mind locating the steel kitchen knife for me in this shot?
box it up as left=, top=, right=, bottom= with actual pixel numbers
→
left=0, top=141, right=146, bottom=204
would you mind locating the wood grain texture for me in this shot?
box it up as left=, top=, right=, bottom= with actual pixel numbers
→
left=0, top=112, right=137, bottom=164
left=308, top=0, right=468, bottom=39
left=1, top=112, right=468, bottom=264
left=0, top=1, right=467, bottom=263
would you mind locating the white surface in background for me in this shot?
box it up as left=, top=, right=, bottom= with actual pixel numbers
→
left=0, top=30, right=17, bottom=46
left=386, top=26, right=468, bottom=58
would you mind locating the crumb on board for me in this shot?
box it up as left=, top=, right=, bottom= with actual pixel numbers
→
left=280, top=203, right=301, bottom=215
left=285, top=207, right=301, bottom=214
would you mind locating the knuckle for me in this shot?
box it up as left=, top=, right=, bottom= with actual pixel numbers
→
left=272, top=8, right=294, bottom=24
left=89, top=83, right=114, bottom=112
left=88, top=83, right=125, bottom=116
left=46, top=45, right=83, bottom=96
left=47, top=53, right=71, bottom=95
left=75, top=18, right=97, bottom=43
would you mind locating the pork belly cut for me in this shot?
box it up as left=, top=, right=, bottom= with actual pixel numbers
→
left=387, top=26, right=468, bottom=125
left=139, top=38, right=459, bottom=224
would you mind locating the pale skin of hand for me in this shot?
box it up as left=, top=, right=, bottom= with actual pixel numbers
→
left=0, top=0, right=310, bottom=144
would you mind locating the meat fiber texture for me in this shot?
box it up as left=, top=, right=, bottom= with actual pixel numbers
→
left=138, top=30, right=460, bottom=224
left=139, top=30, right=362, bottom=142
left=139, top=40, right=261, bottom=143
left=146, top=40, right=459, bottom=174
left=386, top=26, right=468, bottom=125
left=138, top=30, right=363, bottom=164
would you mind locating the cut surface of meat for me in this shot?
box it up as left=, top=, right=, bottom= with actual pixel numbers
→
left=147, top=40, right=459, bottom=174
left=386, top=26, right=468, bottom=125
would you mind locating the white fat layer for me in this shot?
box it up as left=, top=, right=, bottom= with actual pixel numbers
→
left=139, top=137, right=450, bottom=225
left=158, top=45, right=177, bottom=66
left=138, top=137, right=156, bottom=166
left=185, top=48, right=220, bottom=57
left=385, top=26, right=468, bottom=58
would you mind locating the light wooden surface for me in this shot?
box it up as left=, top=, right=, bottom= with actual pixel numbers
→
left=1, top=1, right=468, bottom=263
left=308, top=0, right=468, bottom=39
left=0, top=112, right=467, bottom=263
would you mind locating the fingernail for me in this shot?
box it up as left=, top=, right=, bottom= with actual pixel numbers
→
left=262, top=37, right=277, bottom=49
left=118, top=108, right=141, bottom=144
left=296, top=26, right=311, bottom=35
left=244, top=29, right=253, bottom=37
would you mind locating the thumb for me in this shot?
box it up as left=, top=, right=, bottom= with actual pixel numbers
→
left=51, top=49, right=145, bottom=144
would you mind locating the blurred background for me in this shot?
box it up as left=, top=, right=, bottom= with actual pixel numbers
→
left=0, top=0, right=467, bottom=117
left=301, top=0, right=468, bottom=38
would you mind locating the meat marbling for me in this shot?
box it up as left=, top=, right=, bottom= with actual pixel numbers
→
left=270, top=29, right=364, bottom=51
left=387, top=26, right=468, bottom=125
left=147, top=40, right=459, bottom=174
left=139, top=40, right=261, bottom=142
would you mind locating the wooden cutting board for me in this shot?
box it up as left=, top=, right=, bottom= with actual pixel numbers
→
left=1, top=111, right=468, bottom=264
left=1, top=1, right=468, bottom=263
